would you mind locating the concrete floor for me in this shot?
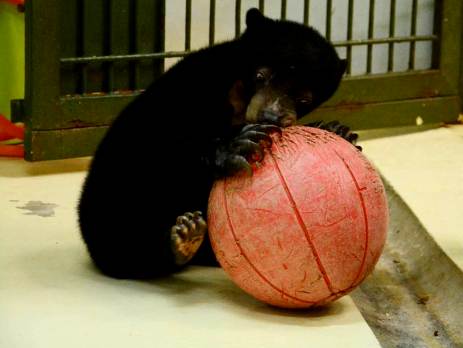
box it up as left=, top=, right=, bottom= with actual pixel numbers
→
left=361, top=125, right=463, bottom=271
left=1, top=125, right=462, bottom=347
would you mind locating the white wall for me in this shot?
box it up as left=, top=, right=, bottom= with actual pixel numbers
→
left=165, top=0, right=435, bottom=75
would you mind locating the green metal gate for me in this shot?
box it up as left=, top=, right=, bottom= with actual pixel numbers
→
left=16, top=0, right=463, bottom=161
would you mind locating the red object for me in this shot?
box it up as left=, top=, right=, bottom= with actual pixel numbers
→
left=0, top=114, right=24, bottom=140
left=208, top=126, right=388, bottom=309
left=2, top=0, right=24, bottom=5
left=0, top=144, right=24, bottom=157
left=0, top=114, right=25, bottom=157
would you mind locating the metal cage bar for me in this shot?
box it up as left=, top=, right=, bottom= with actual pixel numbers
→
left=60, top=36, right=438, bottom=65
left=366, top=0, right=375, bottom=74
left=303, top=0, right=310, bottom=26
left=258, top=0, right=265, bottom=14
left=235, top=0, right=241, bottom=38
left=281, top=0, right=287, bottom=20
left=431, top=0, right=443, bottom=69
left=346, top=0, right=354, bottom=75
left=388, top=0, right=396, bottom=72
left=326, top=0, right=332, bottom=41
left=103, top=0, right=113, bottom=93
left=409, top=0, right=418, bottom=70
left=76, top=1, right=87, bottom=94
left=128, top=0, right=137, bottom=91
left=185, top=0, right=191, bottom=51
left=209, top=0, right=215, bottom=45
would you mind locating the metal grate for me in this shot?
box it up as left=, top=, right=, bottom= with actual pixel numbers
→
left=332, top=0, right=438, bottom=75
left=60, top=0, right=165, bottom=96
left=22, top=0, right=461, bottom=161
left=60, top=0, right=439, bottom=96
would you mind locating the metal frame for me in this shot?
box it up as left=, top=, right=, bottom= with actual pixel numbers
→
left=22, top=0, right=165, bottom=160
left=21, top=0, right=463, bottom=160
left=306, top=0, right=461, bottom=128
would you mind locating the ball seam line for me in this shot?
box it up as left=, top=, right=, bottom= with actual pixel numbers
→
left=222, top=179, right=315, bottom=305
left=334, top=150, right=370, bottom=288
left=269, top=147, right=335, bottom=295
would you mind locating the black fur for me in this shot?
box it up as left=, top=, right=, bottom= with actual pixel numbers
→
left=78, top=9, right=348, bottom=279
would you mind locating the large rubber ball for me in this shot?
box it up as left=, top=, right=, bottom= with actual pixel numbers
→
left=208, top=126, right=388, bottom=309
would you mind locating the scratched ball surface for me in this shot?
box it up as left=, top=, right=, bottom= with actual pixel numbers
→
left=208, top=126, right=388, bottom=309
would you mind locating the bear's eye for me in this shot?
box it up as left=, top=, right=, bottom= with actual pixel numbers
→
left=298, top=93, right=313, bottom=106
left=296, top=91, right=313, bottom=106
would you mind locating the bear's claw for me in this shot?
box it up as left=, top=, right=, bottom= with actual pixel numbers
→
left=306, top=120, right=362, bottom=151
left=215, top=123, right=280, bottom=177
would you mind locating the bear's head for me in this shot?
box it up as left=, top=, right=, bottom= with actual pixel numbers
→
left=238, top=8, right=346, bottom=127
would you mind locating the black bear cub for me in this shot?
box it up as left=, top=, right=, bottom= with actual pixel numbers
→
left=78, top=9, right=355, bottom=279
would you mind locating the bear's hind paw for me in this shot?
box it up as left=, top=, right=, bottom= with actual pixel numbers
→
left=170, top=211, right=207, bottom=266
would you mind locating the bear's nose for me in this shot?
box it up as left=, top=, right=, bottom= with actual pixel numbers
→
left=258, top=110, right=280, bottom=125
left=259, top=110, right=296, bottom=127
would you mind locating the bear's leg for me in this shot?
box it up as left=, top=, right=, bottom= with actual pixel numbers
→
left=79, top=148, right=215, bottom=278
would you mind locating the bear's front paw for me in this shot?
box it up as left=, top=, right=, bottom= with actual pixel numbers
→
left=171, top=211, right=207, bottom=266
left=306, top=120, right=362, bottom=151
left=215, top=124, right=281, bottom=177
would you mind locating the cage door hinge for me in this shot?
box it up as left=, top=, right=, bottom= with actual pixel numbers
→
left=10, top=99, right=25, bottom=123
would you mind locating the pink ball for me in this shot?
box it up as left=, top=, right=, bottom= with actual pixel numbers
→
left=208, top=126, right=388, bottom=309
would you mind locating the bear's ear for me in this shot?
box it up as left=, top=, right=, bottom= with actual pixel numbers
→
left=246, top=8, right=266, bottom=29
